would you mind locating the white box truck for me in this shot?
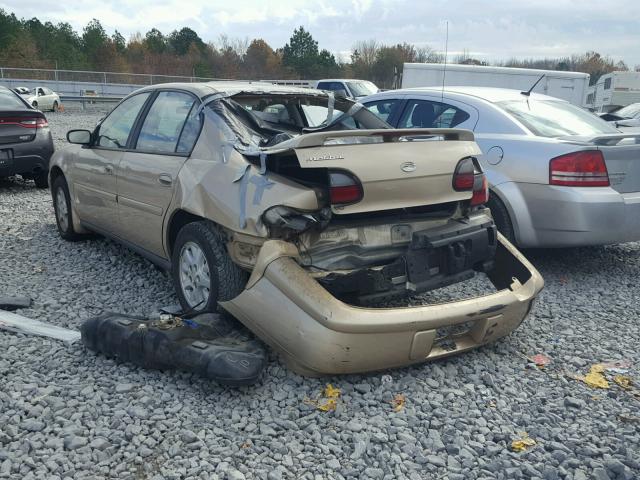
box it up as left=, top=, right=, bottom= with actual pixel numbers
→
left=402, top=63, right=591, bottom=106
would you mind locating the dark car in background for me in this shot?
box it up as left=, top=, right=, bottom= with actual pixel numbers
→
left=0, top=85, right=53, bottom=187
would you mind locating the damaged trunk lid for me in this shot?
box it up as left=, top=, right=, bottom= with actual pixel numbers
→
left=269, top=128, right=481, bottom=214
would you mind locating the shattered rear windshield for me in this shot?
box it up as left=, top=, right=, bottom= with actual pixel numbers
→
left=209, top=93, right=390, bottom=148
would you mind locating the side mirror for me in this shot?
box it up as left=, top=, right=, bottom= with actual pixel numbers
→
left=67, top=129, right=92, bottom=145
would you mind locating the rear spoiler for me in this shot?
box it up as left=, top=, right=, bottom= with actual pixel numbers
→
left=560, top=132, right=640, bottom=146
left=0, top=109, right=45, bottom=118
left=263, top=128, right=475, bottom=151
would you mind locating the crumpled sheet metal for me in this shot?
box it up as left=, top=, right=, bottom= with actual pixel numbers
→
left=165, top=91, right=367, bottom=240
left=233, top=164, right=275, bottom=228
left=171, top=118, right=319, bottom=239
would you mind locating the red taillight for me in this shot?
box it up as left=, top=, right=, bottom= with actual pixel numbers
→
left=453, top=157, right=475, bottom=191
left=329, top=171, right=363, bottom=205
left=0, top=117, right=48, bottom=129
left=549, top=151, right=609, bottom=187
left=471, top=174, right=489, bottom=206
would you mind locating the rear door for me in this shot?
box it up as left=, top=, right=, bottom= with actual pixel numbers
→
left=116, top=90, right=201, bottom=256
left=35, top=88, right=50, bottom=110
left=72, top=92, right=151, bottom=231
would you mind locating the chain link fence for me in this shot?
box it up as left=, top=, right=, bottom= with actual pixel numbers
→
left=0, top=67, right=227, bottom=86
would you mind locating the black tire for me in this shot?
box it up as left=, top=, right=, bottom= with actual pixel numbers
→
left=51, top=175, right=84, bottom=241
left=171, top=221, right=248, bottom=313
left=487, top=192, right=516, bottom=244
left=32, top=101, right=38, bottom=109
left=34, top=172, right=48, bottom=188
left=52, top=101, right=59, bottom=112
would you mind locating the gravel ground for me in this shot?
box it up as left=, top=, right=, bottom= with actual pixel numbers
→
left=0, top=110, right=639, bottom=480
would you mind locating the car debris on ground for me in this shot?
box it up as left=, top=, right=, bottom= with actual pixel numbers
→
left=0, top=309, right=80, bottom=343
left=0, top=295, right=32, bottom=310
left=80, top=312, right=267, bottom=385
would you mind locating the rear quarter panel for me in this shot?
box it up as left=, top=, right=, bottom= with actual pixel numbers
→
left=164, top=119, right=321, bottom=252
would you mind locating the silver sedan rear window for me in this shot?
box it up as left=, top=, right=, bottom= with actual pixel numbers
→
left=498, top=99, right=618, bottom=137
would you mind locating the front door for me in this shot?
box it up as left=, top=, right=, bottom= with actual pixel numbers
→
left=117, top=90, right=201, bottom=257
left=72, top=92, right=151, bottom=231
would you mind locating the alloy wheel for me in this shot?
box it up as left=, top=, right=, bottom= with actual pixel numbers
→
left=178, top=241, right=211, bottom=308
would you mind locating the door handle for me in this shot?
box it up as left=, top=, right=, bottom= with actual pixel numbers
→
left=103, top=165, right=114, bottom=175
left=158, top=174, right=173, bottom=186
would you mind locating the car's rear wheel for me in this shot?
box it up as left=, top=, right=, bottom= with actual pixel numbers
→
left=487, top=193, right=515, bottom=244
left=34, top=173, right=48, bottom=188
left=31, top=101, right=38, bottom=109
left=52, top=101, right=59, bottom=112
left=171, top=221, right=247, bottom=313
left=52, top=176, right=84, bottom=241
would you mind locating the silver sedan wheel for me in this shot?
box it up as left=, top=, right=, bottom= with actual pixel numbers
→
left=55, top=187, right=69, bottom=232
left=179, top=241, right=211, bottom=308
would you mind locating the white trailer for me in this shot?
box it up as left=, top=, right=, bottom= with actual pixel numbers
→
left=589, top=71, right=640, bottom=112
left=402, top=63, right=591, bottom=106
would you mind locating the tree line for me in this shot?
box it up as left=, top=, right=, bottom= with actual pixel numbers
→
left=0, top=9, right=634, bottom=88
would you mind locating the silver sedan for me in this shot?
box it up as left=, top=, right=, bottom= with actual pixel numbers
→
left=363, top=87, right=640, bottom=248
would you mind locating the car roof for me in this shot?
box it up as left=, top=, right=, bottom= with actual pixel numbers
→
left=387, top=86, right=565, bottom=104
left=317, top=79, right=372, bottom=83
left=134, top=81, right=326, bottom=99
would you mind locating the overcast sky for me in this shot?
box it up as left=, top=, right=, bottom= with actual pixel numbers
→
left=3, top=0, right=640, bottom=67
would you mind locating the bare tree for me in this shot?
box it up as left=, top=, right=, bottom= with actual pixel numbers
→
left=218, top=34, right=250, bottom=58
left=415, top=45, right=443, bottom=63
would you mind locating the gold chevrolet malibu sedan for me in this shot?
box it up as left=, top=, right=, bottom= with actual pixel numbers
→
left=49, top=82, right=543, bottom=375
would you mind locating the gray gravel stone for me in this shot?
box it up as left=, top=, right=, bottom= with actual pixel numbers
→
left=593, top=467, right=611, bottom=480
left=21, top=419, right=45, bottom=432
left=115, top=383, right=135, bottom=393
left=63, top=436, right=87, bottom=450
left=564, top=397, right=586, bottom=409
left=427, top=455, right=446, bottom=468
left=226, top=469, right=246, bottom=480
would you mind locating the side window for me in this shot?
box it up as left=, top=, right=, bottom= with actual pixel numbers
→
left=398, top=100, right=470, bottom=129
left=176, top=103, right=203, bottom=153
left=136, top=91, right=196, bottom=154
left=97, top=93, right=150, bottom=149
left=364, top=99, right=401, bottom=123
left=318, top=82, right=343, bottom=92
left=37, top=88, right=45, bottom=96
left=604, top=78, right=612, bottom=90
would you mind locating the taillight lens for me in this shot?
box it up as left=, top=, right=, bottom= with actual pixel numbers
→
left=549, top=151, right=609, bottom=187
left=452, top=157, right=475, bottom=191
left=329, top=171, right=363, bottom=205
left=0, top=117, right=48, bottom=129
left=471, top=173, right=489, bottom=206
